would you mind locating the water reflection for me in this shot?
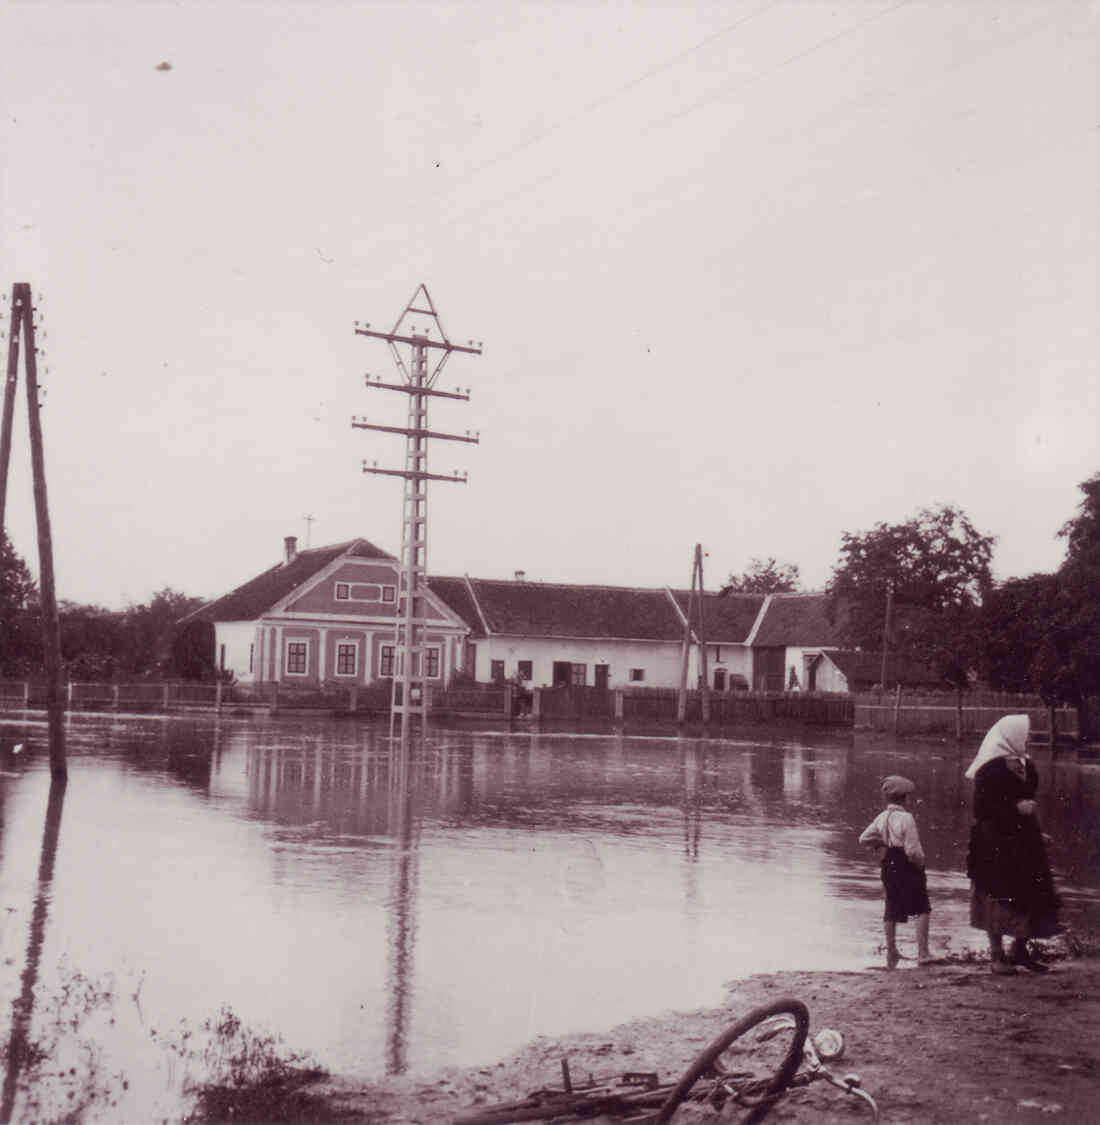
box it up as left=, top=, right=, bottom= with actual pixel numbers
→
left=385, top=729, right=420, bottom=1076
left=0, top=714, right=1095, bottom=1116
left=1, top=777, right=66, bottom=1123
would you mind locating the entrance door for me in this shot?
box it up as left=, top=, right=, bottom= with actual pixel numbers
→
left=552, top=661, right=572, bottom=687
left=594, top=664, right=609, bottom=690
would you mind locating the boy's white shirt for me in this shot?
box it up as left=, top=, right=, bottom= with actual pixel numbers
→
left=859, top=803, right=925, bottom=867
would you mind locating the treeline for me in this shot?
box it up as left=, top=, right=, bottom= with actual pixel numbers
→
left=0, top=538, right=208, bottom=681
left=819, top=473, right=1099, bottom=733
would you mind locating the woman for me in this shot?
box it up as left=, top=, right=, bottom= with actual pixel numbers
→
left=965, top=714, right=1060, bottom=974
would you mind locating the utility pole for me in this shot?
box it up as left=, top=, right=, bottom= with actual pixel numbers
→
left=677, top=544, right=710, bottom=726
left=353, top=285, right=481, bottom=736
left=1, top=284, right=65, bottom=779
left=880, top=581, right=894, bottom=689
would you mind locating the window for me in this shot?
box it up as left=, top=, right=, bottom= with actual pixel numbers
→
left=380, top=644, right=440, bottom=678
left=630, top=668, right=645, bottom=682
left=380, top=645, right=395, bottom=677
left=571, top=663, right=586, bottom=686
left=336, top=643, right=357, bottom=676
left=517, top=660, right=533, bottom=681
left=382, top=586, right=396, bottom=603
left=285, top=641, right=308, bottom=675
left=491, top=659, right=505, bottom=682
left=335, top=582, right=383, bottom=603
left=426, top=648, right=441, bottom=678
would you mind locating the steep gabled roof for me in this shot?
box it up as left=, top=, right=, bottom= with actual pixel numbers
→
left=824, top=649, right=943, bottom=688
left=751, top=592, right=844, bottom=647
left=439, top=578, right=686, bottom=641
left=183, top=538, right=395, bottom=623
left=669, top=590, right=765, bottom=643
left=428, top=577, right=486, bottom=638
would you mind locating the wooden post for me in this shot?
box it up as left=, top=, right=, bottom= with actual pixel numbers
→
left=893, top=683, right=902, bottom=735
left=503, top=682, right=513, bottom=718
left=17, top=286, right=65, bottom=779
left=0, top=291, right=21, bottom=530
left=216, top=678, right=223, bottom=714
left=112, top=684, right=120, bottom=712
left=614, top=689, right=624, bottom=721
left=880, top=582, right=894, bottom=688
left=532, top=687, right=542, bottom=720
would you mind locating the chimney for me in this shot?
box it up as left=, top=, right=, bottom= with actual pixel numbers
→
left=514, top=569, right=526, bottom=582
left=284, top=536, right=298, bottom=564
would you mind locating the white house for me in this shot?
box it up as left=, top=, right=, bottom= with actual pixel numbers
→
left=181, top=537, right=859, bottom=693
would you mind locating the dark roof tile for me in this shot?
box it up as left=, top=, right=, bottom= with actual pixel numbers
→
left=670, top=590, right=765, bottom=643
left=825, top=649, right=942, bottom=687
left=751, top=593, right=843, bottom=647
left=461, top=579, right=685, bottom=640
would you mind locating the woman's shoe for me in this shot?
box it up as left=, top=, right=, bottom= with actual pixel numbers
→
left=1011, top=942, right=1051, bottom=973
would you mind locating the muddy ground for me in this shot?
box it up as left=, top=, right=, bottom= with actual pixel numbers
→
left=248, top=951, right=1100, bottom=1125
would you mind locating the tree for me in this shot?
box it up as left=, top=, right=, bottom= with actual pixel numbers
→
left=0, top=534, right=39, bottom=676
left=120, top=588, right=206, bottom=677
left=1050, top=472, right=1100, bottom=711
left=721, top=557, right=801, bottom=595
left=826, top=504, right=995, bottom=688
left=978, top=573, right=1061, bottom=695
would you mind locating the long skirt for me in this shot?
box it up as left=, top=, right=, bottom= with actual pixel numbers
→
left=882, top=847, right=931, bottom=923
left=969, top=886, right=1061, bottom=939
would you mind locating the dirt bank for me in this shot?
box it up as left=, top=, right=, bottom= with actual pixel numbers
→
left=269, top=954, right=1100, bottom=1125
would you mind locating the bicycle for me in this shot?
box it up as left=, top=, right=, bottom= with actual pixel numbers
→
left=454, top=997, right=879, bottom=1124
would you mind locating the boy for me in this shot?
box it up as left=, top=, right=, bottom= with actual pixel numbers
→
left=859, top=775, right=933, bottom=968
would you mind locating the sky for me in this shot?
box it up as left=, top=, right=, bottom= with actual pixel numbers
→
left=1, top=0, right=1096, bottom=610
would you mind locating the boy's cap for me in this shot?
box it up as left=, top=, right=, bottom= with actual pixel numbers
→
left=882, top=775, right=915, bottom=800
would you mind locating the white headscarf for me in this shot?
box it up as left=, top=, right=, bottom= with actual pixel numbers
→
left=964, top=714, right=1030, bottom=780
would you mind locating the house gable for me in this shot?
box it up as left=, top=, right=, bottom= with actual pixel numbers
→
left=183, top=538, right=395, bottom=624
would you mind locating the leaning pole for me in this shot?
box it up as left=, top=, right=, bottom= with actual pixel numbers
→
left=3, top=284, right=66, bottom=779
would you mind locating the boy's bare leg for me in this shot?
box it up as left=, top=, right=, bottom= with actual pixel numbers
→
left=885, top=920, right=900, bottom=968
left=915, top=913, right=932, bottom=962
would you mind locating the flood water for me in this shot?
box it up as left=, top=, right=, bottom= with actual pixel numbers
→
left=0, top=712, right=1098, bottom=1121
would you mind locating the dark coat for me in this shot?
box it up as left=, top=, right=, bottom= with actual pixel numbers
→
left=967, top=757, right=1058, bottom=918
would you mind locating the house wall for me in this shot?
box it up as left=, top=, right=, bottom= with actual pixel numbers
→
left=807, top=653, right=849, bottom=693
left=470, top=637, right=751, bottom=690
left=219, top=619, right=460, bottom=686
left=215, top=622, right=260, bottom=681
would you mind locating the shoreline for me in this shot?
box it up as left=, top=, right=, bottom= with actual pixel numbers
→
left=204, top=948, right=1100, bottom=1124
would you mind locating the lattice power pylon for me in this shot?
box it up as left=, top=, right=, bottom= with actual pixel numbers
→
left=353, top=285, right=481, bottom=735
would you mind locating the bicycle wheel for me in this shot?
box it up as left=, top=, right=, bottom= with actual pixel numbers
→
left=651, top=998, right=810, bottom=1125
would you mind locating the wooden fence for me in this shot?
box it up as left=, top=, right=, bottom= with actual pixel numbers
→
left=0, top=680, right=1077, bottom=740
left=853, top=689, right=1078, bottom=740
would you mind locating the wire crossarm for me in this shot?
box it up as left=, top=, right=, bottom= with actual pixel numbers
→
left=352, top=284, right=481, bottom=735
